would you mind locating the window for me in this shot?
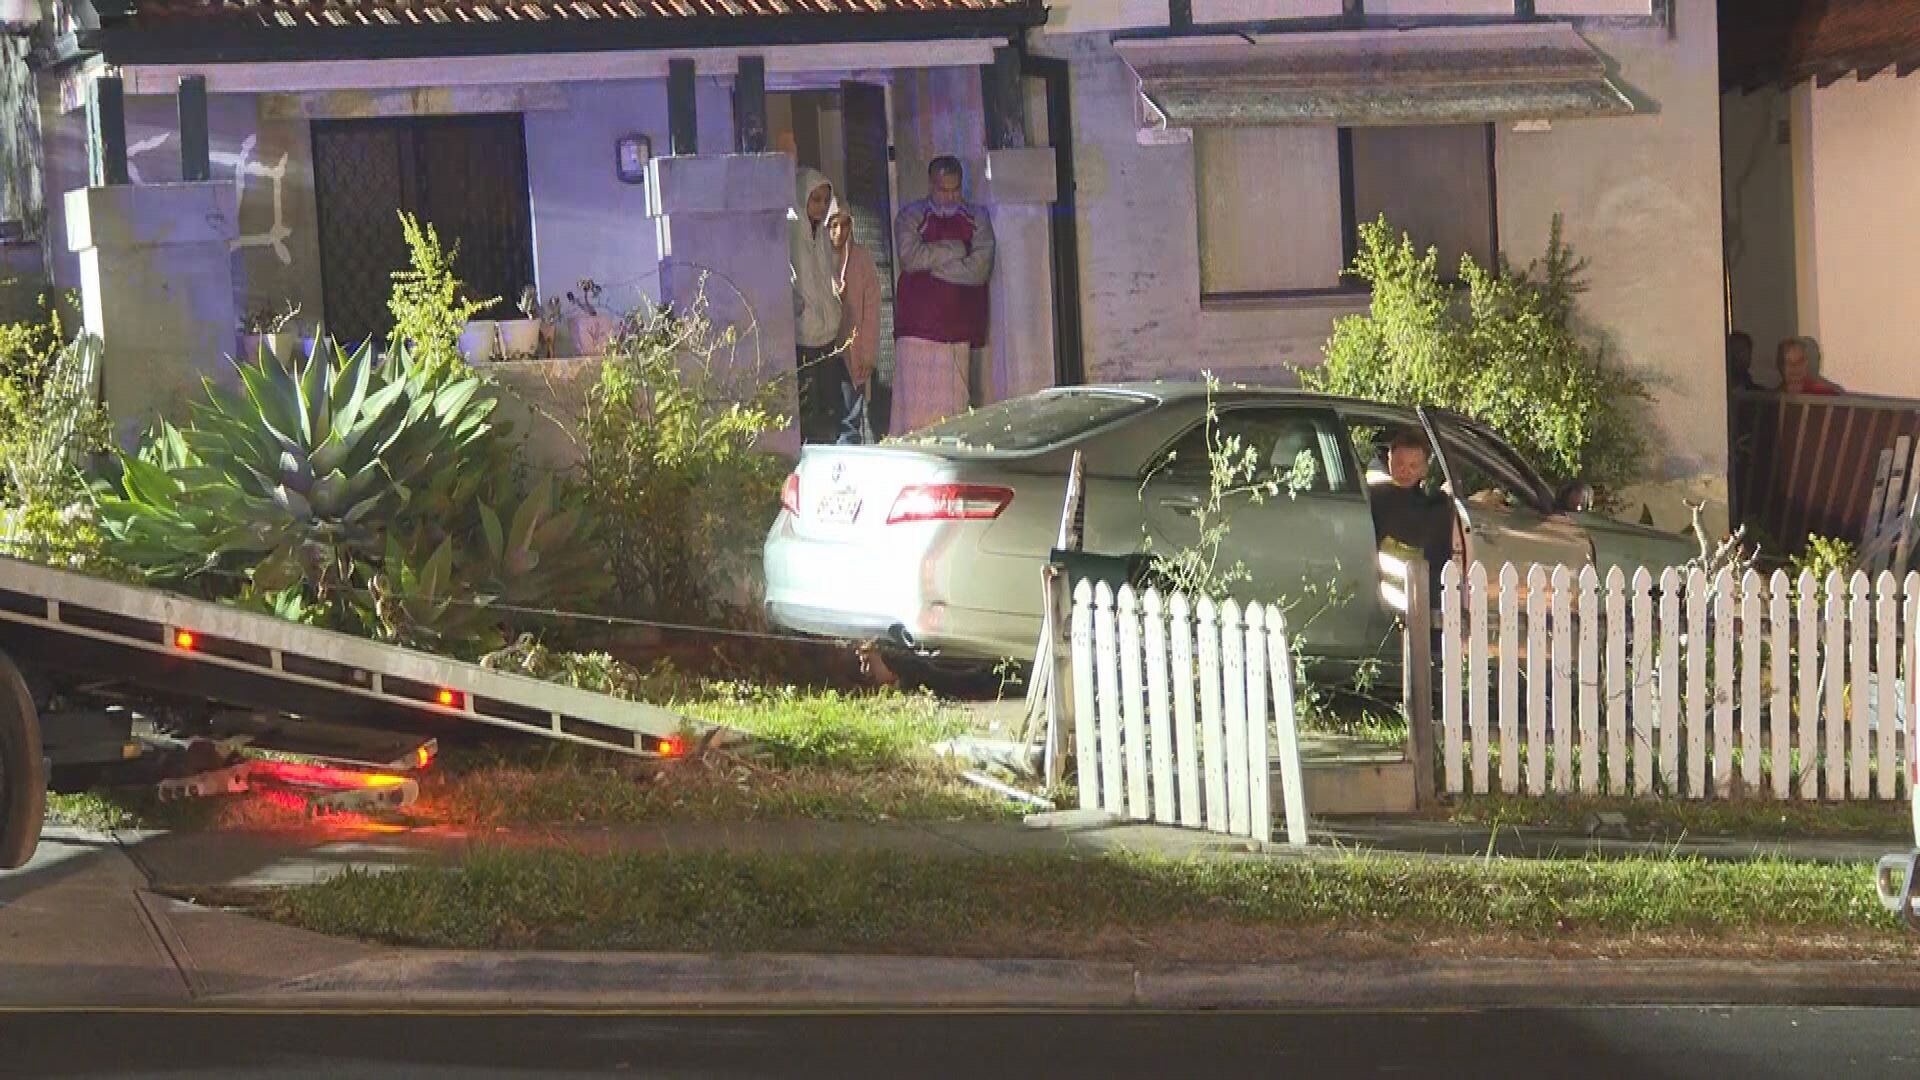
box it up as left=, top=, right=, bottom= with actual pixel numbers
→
left=1195, top=123, right=1497, bottom=302
left=912, top=389, right=1152, bottom=451
left=1156, top=408, right=1358, bottom=497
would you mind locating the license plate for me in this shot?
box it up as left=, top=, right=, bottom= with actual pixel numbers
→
left=817, top=488, right=863, bottom=524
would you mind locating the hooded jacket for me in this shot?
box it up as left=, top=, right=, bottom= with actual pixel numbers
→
left=790, top=167, right=844, bottom=349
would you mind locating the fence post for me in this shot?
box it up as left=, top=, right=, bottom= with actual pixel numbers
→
left=1044, top=564, right=1074, bottom=791
left=1404, top=558, right=1438, bottom=809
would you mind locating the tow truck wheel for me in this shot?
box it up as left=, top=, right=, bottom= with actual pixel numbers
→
left=0, top=650, right=46, bottom=870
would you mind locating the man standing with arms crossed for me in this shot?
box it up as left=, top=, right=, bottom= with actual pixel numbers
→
left=891, top=155, right=995, bottom=435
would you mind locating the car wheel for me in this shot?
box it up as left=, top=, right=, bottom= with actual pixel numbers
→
left=0, top=650, right=46, bottom=870
left=883, top=651, right=1023, bottom=701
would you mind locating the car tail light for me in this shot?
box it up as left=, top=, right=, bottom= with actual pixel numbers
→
left=780, top=471, right=801, bottom=516
left=886, top=484, right=1014, bottom=525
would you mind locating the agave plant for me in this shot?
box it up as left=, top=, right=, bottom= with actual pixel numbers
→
left=472, top=475, right=611, bottom=608
left=97, top=337, right=505, bottom=594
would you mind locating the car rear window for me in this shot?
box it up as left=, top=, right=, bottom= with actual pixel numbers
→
left=904, top=391, right=1153, bottom=452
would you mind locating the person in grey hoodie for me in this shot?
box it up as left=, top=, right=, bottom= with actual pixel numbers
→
left=790, top=167, right=856, bottom=444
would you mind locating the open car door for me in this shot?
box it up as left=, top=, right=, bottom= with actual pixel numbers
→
left=1416, top=406, right=1592, bottom=576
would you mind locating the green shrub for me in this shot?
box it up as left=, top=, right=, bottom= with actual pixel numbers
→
left=387, top=211, right=494, bottom=379
left=94, top=340, right=607, bottom=656
left=1300, top=216, right=1650, bottom=495
left=0, top=291, right=114, bottom=569
left=579, top=286, right=786, bottom=623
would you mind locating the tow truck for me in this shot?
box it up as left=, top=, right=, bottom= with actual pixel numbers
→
left=0, top=554, right=691, bottom=869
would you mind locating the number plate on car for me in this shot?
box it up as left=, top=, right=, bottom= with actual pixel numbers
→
left=817, top=489, right=863, bottom=524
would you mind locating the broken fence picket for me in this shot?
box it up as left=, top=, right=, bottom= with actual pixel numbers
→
left=1069, top=581, right=1310, bottom=845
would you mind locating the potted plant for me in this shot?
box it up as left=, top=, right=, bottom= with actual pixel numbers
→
left=565, top=279, right=617, bottom=356
left=237, top=301, right=301, bottom=362
left=494, top=285, right=544, bottom=359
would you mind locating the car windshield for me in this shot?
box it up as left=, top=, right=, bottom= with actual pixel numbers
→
left=904, top=390, right=1153, bottom=452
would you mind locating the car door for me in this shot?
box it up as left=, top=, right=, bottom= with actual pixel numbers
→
left=1139, top=405, right=1389, bottom=667
left=1418, top=408, right=1592, bottom=577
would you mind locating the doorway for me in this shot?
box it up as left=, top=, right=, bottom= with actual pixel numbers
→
left=311, top=114, right=536, bottom=347
left=770, top=85, right=897, bottom=428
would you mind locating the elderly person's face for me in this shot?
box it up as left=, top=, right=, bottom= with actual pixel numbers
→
left=1782, top=342, right=1809, bottom=385
left=1388, top=444, right=1430, bottom=490
left=827, top=212, right=852, bottom=252
left=929, top=169, right=964, bottom=211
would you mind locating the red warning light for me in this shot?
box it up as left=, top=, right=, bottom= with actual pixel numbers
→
left=435, top=688, right=463, bottom=709
left=658, top=736, right=685, bottom=758
left=173, top=630, right=197, bottom=650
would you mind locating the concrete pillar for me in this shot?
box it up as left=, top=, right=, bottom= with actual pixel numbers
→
left=646, top=151, right=798, bottom=451
left=66, top=182, right=237, bottom=442
left=980, top=146, right=1059, bottom=403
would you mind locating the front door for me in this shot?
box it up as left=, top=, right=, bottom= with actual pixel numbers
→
left=1139, top=405, right=1391, bottom=670
left=311, top=114, right=535, bottom=347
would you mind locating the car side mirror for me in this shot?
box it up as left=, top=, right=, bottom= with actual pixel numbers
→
left=1557, top=481, right=1595, bottom=514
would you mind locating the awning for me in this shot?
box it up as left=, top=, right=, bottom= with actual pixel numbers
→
left=1115, top=24, right=1637, bottom=130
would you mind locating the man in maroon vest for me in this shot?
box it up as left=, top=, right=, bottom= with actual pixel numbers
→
left=891, top=156, right=995, bottom=434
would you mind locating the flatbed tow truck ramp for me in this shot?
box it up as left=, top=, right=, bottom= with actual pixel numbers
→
left=0, top=554, right=694, bottom=868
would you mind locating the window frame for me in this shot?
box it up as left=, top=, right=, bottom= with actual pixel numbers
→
left=1143, top=404, right=1364, bottom=501
left=1196, top=122, right=1500, bottom=307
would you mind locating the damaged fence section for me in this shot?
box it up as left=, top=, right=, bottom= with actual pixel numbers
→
left=1069, top=581, right=1310, bottom=846
left=1436, top=562, right=1916, bottom=802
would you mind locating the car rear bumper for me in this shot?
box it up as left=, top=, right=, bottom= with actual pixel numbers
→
left=763, top=516, right=1040, bottom=659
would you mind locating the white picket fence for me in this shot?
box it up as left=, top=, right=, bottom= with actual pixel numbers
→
left=1068, top=580, right=1310, bottom=845
left=1437, top=562, right=1917, bottom=801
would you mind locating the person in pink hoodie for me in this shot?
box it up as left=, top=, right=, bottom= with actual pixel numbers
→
left=829, top=208, right=882, bottom=442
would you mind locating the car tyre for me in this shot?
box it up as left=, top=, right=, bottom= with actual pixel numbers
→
left=0, top=649, right=46, bottom=870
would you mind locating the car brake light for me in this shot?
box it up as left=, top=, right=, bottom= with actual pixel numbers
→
left=781, top=471, right=801, bottom=516
left=886, top=484, right=1014, bottom=525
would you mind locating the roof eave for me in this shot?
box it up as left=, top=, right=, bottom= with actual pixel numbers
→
left=82, top=7, right=1045, bottom=66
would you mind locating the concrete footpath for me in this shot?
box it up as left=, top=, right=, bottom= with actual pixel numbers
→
left=2, top=817, right=1916, bottom=1010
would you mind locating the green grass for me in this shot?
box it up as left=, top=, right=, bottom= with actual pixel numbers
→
left=267, top=847, right=1902, bottom=954
left=44, top=684, right=1023, bottom=831
left=417, top=684, right=1019, bottom=826
left=1447, top=792, right=1915, bottom=841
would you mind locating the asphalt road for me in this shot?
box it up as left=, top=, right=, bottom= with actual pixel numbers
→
left=2, top=1007, right=1917, bottom=1079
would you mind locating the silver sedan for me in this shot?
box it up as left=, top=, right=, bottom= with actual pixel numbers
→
left=763, top=384, right=1695, bottom=668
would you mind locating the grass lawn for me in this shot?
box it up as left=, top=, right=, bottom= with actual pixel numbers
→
left=47, top=682, right=1027, bottom=831
left=1446, top=792, right=1916, bottom=841
left=265, top=847, right=1911, bottom=960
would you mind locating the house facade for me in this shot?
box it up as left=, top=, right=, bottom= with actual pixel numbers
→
left=2, top=0, right=1729, bottom=531
left=1035, top=0, right=1726, bottom=533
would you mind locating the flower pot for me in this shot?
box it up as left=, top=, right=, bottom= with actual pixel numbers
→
left=459, top=320, right=499, bottom=363
left=567, top=314, right=619, bottom=357
left=496, top=318, right=543, bottom=359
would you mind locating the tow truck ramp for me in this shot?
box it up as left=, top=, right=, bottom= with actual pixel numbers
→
left=0, top=555, right=690, bottom=760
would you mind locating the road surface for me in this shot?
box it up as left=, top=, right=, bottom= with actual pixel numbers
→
left=3, top=1006, right=1916, bottom=1078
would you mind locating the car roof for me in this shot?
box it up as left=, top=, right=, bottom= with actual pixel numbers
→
left=1063, top=381, right=1416, bottom=416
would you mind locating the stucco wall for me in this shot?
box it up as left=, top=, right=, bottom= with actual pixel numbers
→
left=1494, top=0, right=1727, bottom=524
left=524, top=79, right=668, bottom=319
left=1789, top=73, right=1920, bottom=399
left=39, top=88, right=323, bottom=335
left=1721, top=85, right=1797, bottom=385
